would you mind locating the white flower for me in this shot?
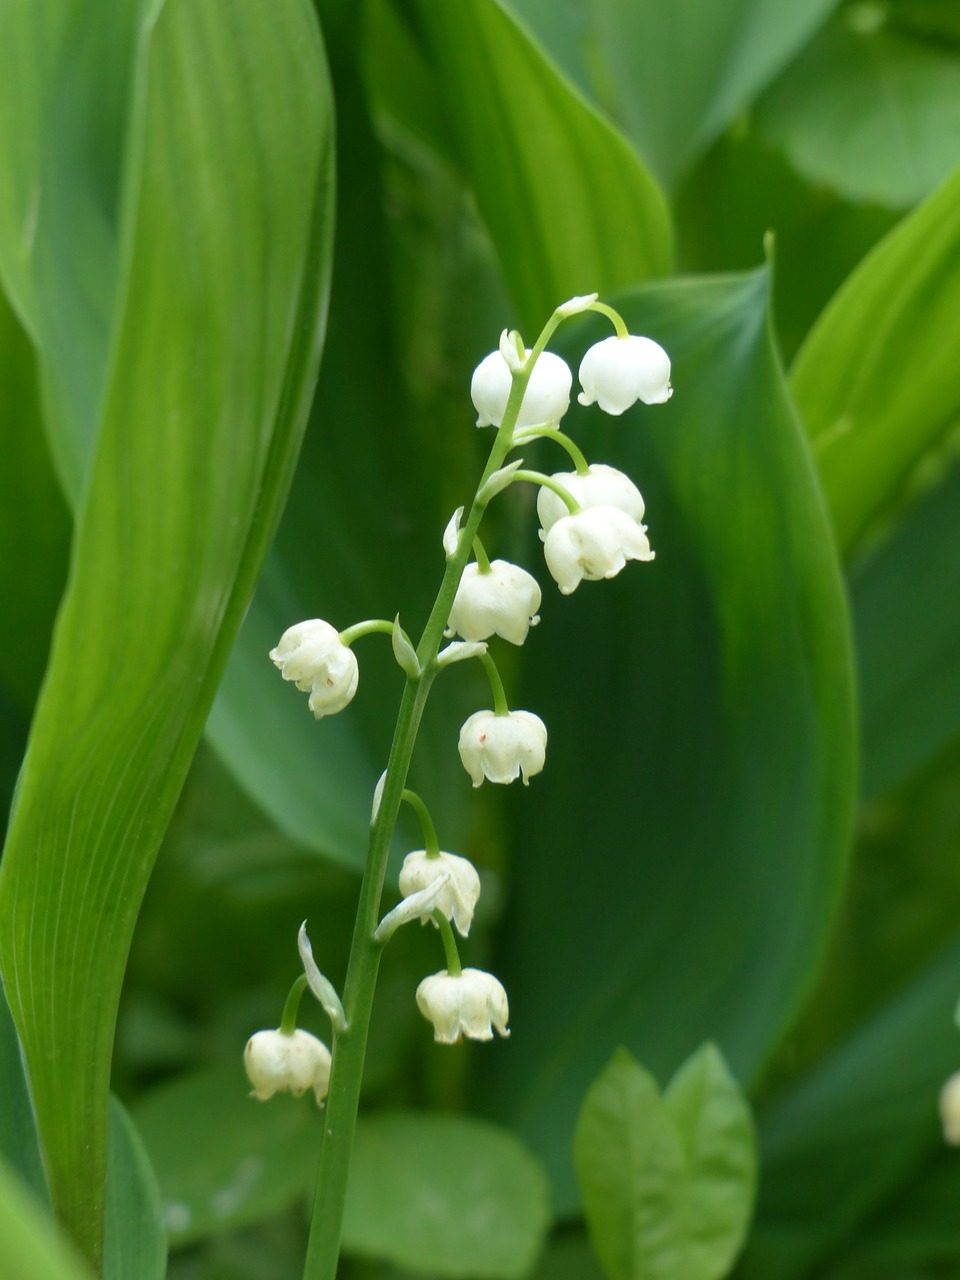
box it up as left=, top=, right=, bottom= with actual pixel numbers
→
left=243, top=1028, right=332, bottom=1106
left=544, top=506, right=654, bottom=595
left=416, top=968, right=510, bottom=1043
left=941, top=1071, right=960, bottom=1144
left=471, top=348, right=572, bottom=428
left=458, top=709, right=547, bottom=787
left=578, top=334, right=672, bottom=413
left=269, top=619, right=358, bottom=718
left=536, top=463, right=645, bottom=539
left=447, top=561, right=541, bottom=646
left=399, top=850, right=481, bottom=937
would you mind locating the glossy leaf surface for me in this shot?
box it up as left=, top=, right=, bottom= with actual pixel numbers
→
left=791, top=163, right=960, bottom=554
left=487, top=270, right=856, bottom=1213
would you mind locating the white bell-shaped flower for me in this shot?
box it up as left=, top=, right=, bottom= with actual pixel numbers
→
left=458, top=709, right=547, bottom=787
left=447, top=560, right=541, bottom=646
left=471, top=348, right=572, bottom=428
left=544, top=506, right=654, bottom=595
left=536, top=463, right=645, bottom=539
left=399, top=850, right=482, bottom=937
left=578, top=334, right=672, bottom=413
left=269, top=619, right=359, bottom=718
left=941, top=1071, right=960, bottom=1144
left=416, top=968, right=510, bottom=1043
left=244, top=1028, right=332, bottom=1106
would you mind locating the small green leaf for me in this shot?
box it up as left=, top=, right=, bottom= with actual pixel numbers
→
left=104, top=1098, right=166, bottom=1280
left=664, top=1045, right=757, bottom=1280
left=757, top=10, right=960, bottom=209
left=791, top=162, right=960, bottom=554
left=134, top=1063, right=319, bottom=1248
left=0, top=1155, right=95, bottom=1280
left=574, top=1048, right=685, bottom=1280
left=342, top=1111, right=551, bottom=1279
left=410, top=0, right=672, bottom=328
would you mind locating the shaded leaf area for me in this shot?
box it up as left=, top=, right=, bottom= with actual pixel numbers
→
left=0, top=0, right=334, bottom=1262
left=0, top=979, right=46, bottom=1201
left=104, top=1099, right=166, bottom=1280
left=791, top=162, right=960, bottom=555
left=343, top=1111, right=551, bottom=1278
left=135, top=1065, right=549, bottom=1280
left=675, top=126, right=899, bottom=362
left=853, top=462, right=960, bottom=799
left=508, top=0, right=840, bottom=192
left=405, top=0, right=673, bottom=329
left=575, top=1046, right=755, bottom=1280
left=738, top=931, right=960, bottom=1280
left=0, top=0, right=139, bottom=500
left=756, top=6, right=960, bottom=209
left=483, top=271, right=856, bottom=1214
left=0, top=290, right=70, bottom=716
left=0, top=1155, right=95, bottom=1280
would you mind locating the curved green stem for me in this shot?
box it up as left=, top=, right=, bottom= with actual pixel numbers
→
left=587, top=299, right=629, bottom=338
left=510, top=469, right=581, bottom=515
left=401, top=788, right=440, bottom=858
left=339, top=618, right=406, bottom=647
left=433, top=911, right=463, bottom=978
left=472, top=535, right=492, bottom=574
left=480, top=651, right=510, bottom=716
left=279, top=974, right=309, bottom=1035
left=513, top=425, right=590, bottom=475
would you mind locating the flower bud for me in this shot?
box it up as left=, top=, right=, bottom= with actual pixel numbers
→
left=243, top=1028, right=332, bottom=1106
left=536, top=463, right=645, bottom=539
left=941, top=1071, right=960, bottom=1144
left=471, top=348, right=572, bottom=428
left=399, top=850, right=481, bottom=937
left=447, top=560, right=541, bottom=646
left=269, top=619, right=359, bottom=718
left=578, top=334, right=672, bottom=413
left=544, top=506, right=654, bottom=595
left=458, top=709, right=547, bottom=787
left=416, top=968, right=510, bottom=1043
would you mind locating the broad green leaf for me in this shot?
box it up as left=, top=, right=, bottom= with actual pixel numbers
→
left=342, top=1111, right=551, bottom=1279
left=0, top=0, right=138, bottom=500
left=0, top=288, right=69, bottom=713
left=739, top=931, right=960, bottom=1279
left=756, top=8, right=960, bottom=209
left=664, top=1045, right=756, bottom=1279
left=134, top=1063, right=318, bottom=1247
left=0, top=0, right=334, bottom=1264
left=485, top=269, right=856, bottom=1214
left=574, top=1049, right=686, bottom=1280
left=853, top=463, right=960, bottom=797
left=508, top=0, right=840, bottom=191
left=410, top=0, right=673, bottom=329
left=791, top=163, right=960, bottom=554
left=104, top=1098, right=166, bottom=1280
left=0, top=1155, right=95, bottom=1280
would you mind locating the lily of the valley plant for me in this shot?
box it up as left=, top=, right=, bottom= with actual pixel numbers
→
left=247, top=293, right=672, bottom=1278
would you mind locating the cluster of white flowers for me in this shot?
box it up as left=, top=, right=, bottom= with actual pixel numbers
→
left=260, top=297, right=671, bottom=1052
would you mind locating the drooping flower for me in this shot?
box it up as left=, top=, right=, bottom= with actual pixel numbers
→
left=446, top=560, right=542, bottom=646
left=458, top=709, right=547, bottom=787
left=471, top=347, right=572, bottom=428
left=578, top=334, right=672, bottom=413
left=543, top=506, right=654, bottom=595
left=244, top=1028, right=332, bottom=1106
left=416, top=968, right=510, bottom=1043
left=269, top=619, right=359, bottom=718
left=399, top=850, right=482, bottom=937
left=536, top=463, right=645, bottom=539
